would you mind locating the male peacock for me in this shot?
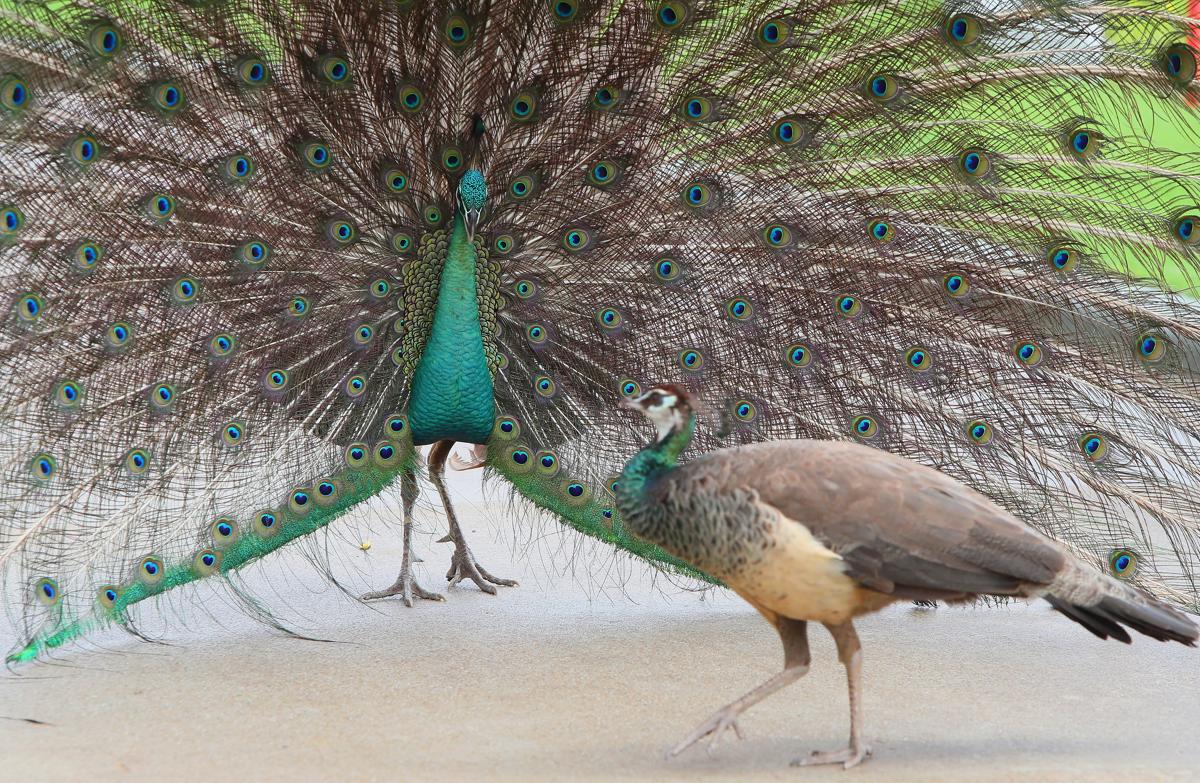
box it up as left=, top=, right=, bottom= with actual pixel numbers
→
left=2, top=1, right=1200, bottom=663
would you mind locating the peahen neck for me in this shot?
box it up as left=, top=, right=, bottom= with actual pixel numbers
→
left=615, top=415, right=696, bottom=541
left=407, top=214, right=496, bottom=445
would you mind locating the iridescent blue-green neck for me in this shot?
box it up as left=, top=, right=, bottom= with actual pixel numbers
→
left=407, top=213, right=495, bottom=445
left=615, top=415, right=697, bottom=535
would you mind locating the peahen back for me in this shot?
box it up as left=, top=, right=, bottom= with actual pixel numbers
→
left=2, top=0, right=1199, bottom=662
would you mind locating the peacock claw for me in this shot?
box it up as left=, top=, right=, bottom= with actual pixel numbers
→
left=791, top=743, right=872, bottom=770
left=443, top=540, right=518, bottom=593
left=667, top=706, right=746, bottom=758
left=360, top=568, right=445, bottom=606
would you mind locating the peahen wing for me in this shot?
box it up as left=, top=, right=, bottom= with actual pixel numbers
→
left=480, top=0, right=1200, bottom=609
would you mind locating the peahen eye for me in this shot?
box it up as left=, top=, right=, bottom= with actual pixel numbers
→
left=966, top=419, right=994, bottom=445
left=1078, top=431, right=1109, bottom=462
left=944, top=13, right=981, bottom=46
left=89, top=23, right=123, bottom=58
left=398, top=84, right=424, bottom=112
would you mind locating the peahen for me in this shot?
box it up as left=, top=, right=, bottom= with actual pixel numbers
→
left=615, top=384, right=1198, bottom=768
left=2, top=0, right=1200, bottom=664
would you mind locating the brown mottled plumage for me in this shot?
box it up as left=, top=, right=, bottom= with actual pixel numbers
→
left=617, top=386, right=1198, bottom=768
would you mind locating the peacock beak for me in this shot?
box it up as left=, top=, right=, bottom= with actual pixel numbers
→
left=465, top=208, right=481, bottom=242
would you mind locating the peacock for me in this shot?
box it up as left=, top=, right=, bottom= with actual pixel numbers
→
left=2, top=0, right=1200, bottom=665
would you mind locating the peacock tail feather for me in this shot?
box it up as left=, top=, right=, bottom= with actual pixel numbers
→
left=2, top=0, right=1199, bottom=662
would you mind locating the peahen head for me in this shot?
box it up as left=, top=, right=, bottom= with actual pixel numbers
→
left=620, top=384, right=695, bottom=444
left=457, top=169, right=487, bottom=241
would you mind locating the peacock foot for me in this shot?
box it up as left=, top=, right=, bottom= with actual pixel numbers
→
left=360, top=567, right=445, bottom=607
left=790, top=742, right=872, bottom=770
left=440, top=533, right=518, bottom=594
left=667, top=705, right=746, bottom=758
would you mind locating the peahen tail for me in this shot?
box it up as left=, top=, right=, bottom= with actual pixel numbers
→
left=3, top=0, right=1200, bottom=663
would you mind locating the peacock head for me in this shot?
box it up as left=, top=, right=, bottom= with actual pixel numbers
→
left=620, top=384, right=695, bottom=443
left=457, top=169, right=487, bottom=241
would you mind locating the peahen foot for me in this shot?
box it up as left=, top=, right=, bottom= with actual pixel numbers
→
left=791, top=742, right=872, bottom=770
left=360, top=565, right=445, bottom=606
left=668, top=705, right=746, bottom=757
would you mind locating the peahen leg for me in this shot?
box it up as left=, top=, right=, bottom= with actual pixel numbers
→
left=360, top=466, right=445, bottom=606
left=670, top=617, right=811, bottom=757
left=792, top=621, right=871, bottom=770
left=428, top=440, right=518, bottom=594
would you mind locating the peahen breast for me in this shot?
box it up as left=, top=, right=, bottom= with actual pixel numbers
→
left=408, top=219, right=496, bottom=445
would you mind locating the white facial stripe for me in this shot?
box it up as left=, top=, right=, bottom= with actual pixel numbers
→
left=644, top=392, right=682, bottom=441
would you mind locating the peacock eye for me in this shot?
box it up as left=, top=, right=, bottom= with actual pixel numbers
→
left=904, top=346, right=932, bottom=372
left=619, top=379, right=641, bottom=397
left=835, top=294, right=862, bottom=319
left=221, top=422, right=244, bottom=446
left=683, top=181, right=715, bottom=209
left=68, top=134, right=101, bottom=166
left=89, top=23, right=123, bottom=58
left=868, top=219, right=894, bottom=242
left=595, top=307, right=623, bottom=330
left=317, top=55, right=351, bottom=85
left=301, top=141, right=332, bottom=171
left=784, top=342, right=813, bottom=368
left=732, top=400, right=757, bottom=422
left=756, top=18, right=790, bottom=47
left=678, top=348, right=704, bottom=371
left=725, top=298, right=753, bottom=322
left=865, top=73, right=900, bottom=103
left=655, top=0, right=689, bottom=29
left=345, top=374, right=368, bottom=398
left=1162, top=43, right=1197, bottom=86
left=346, top=443, right=369, bottom=468
left=1047, top=243, right=1080, bottom=272
left=526, top=324, right=548, bottom=344
left=534, top=375, right=556, bottom=397
left=390, top=231, right=414, bottom=254
left=382, top=168, right=408, bottom=194
left=1174, top=215, right=1199, bottom=246
left=1013, top=340, right=1045, bottom=368
left=1078, top=431, right=1109, bottom=462
left=958, top=148, right=992, bottom=178
left=966, top=419, right=994, bottom=445
left=30, top=453, right=57, bottom=482
left=265, top=369, right=290, bottom=391
left=73, top=240, right=103, bottom=271
left=236, top=57, right=270, bottom=87
left=326, top=218, right=358, bottom=245
left=561, top=227, right=594, bottom=252
left=493, top=234, right=515, bottom=254
left=1136, top=332, right=1167, bottom=363
left=852, top=415, right=879, bottom=439
left=591, top=84, right=623, bottom=110
left=944, top=13, right=981, bottom=46
left=237, top=240, right=270, bottom=268
left=150, top=82, right=185, bottom=113
left=1108, top=548, right=1138, bottom=579
left=550, top=0, right=579, bottom=21
left=424, top=205, right=443, bottom=226
left=398, top=84, right=424, bottom=112
left=146, top=193, right=176, bottom=221
left=770, top=115, right=810, bottom=148
left=587, top=160, right=622, bottom=188
left=942, top=272, right=970, bottom=298
left=763, top=223, right=792, bottom=248
left=509, top=90, right=539, bottom=122
left=0, top=75, right=29, bottom=112
left=444, top=14, right=473, bottom=47
left=681, top=95, right=714, bottom=122
left=655, top=257, right=680, bottom=281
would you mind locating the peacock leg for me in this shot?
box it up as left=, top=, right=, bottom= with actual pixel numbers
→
left=669, top=617, right=811, bottom=758
left=360, top=466, right=445, bottom=605
left=792, top=621, right=872, bottom=769
left=428, top=440, right=519, bottom=593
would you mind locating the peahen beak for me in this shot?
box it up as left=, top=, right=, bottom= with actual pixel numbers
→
left=465, top=208, right=481, bottom=242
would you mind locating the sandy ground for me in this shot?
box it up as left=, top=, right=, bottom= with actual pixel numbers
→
left=2, top=471, right=1198, bottom=782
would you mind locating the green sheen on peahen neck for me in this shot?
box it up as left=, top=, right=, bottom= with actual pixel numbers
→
left=616, top=415, right=697, bottom=540
left=408, top=213, right=496, bottom=445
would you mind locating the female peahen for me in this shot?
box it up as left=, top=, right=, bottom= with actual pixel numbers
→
left=2, top=0, right=1200, bottom=663
left=614, top=384, right=1198, bottom=767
